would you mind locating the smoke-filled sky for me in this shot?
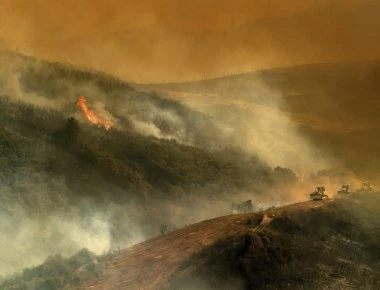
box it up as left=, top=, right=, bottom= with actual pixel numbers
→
left=1, top=0, right=380, bottom=83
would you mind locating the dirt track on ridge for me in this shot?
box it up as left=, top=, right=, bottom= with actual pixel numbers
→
left=78, top=199, right=330, bottom=290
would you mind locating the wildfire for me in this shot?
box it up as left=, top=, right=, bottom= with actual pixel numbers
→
left=75, top=96, right=112, bottom=130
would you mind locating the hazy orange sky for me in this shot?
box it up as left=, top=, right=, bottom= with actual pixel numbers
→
left=1, top=0, right=379, bottom=83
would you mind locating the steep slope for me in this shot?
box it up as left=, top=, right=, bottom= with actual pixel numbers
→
left=0, top=51, right=227, bottom=149
left=0, top=54, right=296, bottom=275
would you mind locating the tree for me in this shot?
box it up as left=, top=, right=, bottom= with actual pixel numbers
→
left=66, top=117, right=80, bottom=138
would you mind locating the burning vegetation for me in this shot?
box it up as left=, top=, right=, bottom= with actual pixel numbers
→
left=76, top=96, right=112, bottom=130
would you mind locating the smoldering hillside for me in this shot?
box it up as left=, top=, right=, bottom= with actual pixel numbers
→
left=0, top=51, right=307, bottom=277
left=0, top=51, right=224, bottom=148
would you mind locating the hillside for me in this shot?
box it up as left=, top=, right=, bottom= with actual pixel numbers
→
left=0, top=52, right=303, bottom=277
left=1, top=52, right=379, bottom=285
left=144, top=61, right=380, bottom=124
left=0, top=50, right=229, bottom=149
left=163, top=192, right=380, bottom=290
left=142, top=61, right=380, bottom=178
left=3, top=192, right=379, bottom=289
left=74, top=192, right=380, bottom=290
left=82, top=199, right=331, bottom=290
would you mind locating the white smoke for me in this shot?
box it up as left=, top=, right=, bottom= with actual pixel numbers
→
left=158, top=77, right=338, bottom=174
left=0, top=173, right=113, bottom=277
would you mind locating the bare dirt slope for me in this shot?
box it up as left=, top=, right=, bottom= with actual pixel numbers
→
left=75, top=200, right=329, bottom=290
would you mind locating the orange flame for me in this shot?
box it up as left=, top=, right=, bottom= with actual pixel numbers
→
left=75, top=96, right=112, bottom=130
